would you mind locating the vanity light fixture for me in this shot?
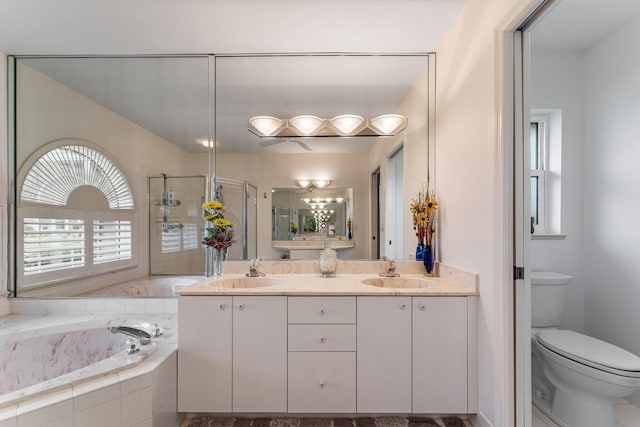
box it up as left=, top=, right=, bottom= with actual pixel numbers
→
left=302, top=198, right=312, bottom=203
left=289, top=115, right=325, bottom=136
left=296, top=180, right=332, bottom=189
left=249, top=114, right=407, bottom=138
left=368, top=114, right=408, bottom=136
left=328, top=114, right=366, bottom=136
left=248, top=116, right=286, bottom=137
left=335, top=197, right=344, bottom=203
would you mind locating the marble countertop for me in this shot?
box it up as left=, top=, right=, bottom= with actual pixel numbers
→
left=177, top=273, right=477, bottom=296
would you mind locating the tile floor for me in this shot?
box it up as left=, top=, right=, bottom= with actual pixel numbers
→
left=532, top=400, right=640, bottom=427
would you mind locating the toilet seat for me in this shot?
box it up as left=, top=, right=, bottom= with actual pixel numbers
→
left=537, top=330, right=640, bottom=378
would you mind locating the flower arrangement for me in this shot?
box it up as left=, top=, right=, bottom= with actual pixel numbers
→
left=347, top=217, right=352, bottom=239
left=202, top=199, right=236, bottom=249
left=410, top=189, right=438, bottom=248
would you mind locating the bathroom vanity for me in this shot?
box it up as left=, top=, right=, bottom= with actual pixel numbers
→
left=177, top=262, right=478, bottom=416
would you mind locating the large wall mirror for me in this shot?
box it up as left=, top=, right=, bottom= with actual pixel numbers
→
left=214, top=54, right=434, bottom=261
left=9, top=53, right=434, bottom=298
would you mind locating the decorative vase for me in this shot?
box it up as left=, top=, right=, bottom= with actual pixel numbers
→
left=415, top=243, right=424, bottom=261
left=423, top=244, right=434, bottom=274
left=205, top=246, right=226, bottom=277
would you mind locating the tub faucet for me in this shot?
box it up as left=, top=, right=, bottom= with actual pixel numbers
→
left=380, top=258, right=400, bottom=277
left=108, top=326, right=152, bottom=346
left=246, top=257, right=265, bottom=277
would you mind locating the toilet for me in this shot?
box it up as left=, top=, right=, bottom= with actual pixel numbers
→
left=531, top=271, right=640, bottom=427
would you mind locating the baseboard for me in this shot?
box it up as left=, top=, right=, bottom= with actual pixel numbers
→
left=470, top=411, right=493, bottom=427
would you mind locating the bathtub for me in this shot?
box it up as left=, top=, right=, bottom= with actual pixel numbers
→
left=0, top=314, right=182, bottom=427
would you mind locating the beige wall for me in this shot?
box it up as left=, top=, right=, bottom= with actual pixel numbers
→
left=436, top=0, right=529, bottom=425
left=368, top=62, right=430, bottom=260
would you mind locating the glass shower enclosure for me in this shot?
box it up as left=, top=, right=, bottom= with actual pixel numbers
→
left=148, top=175, right=257, bottom=275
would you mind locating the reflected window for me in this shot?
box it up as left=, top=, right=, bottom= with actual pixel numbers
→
left=18, top=143, right=135, bottom=288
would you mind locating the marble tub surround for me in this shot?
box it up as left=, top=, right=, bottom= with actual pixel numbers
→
left=0, top=291, right=9, bottom=317
left=78, top=275, right=203, bottom=297
left=178, top=260, right=477, bottom=296
left=0, top=313, right=176, bottom=408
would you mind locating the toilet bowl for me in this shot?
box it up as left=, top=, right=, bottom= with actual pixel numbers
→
left=533, top=329, right=640, bottom=426
left=530, top=271, right=640, bottom=427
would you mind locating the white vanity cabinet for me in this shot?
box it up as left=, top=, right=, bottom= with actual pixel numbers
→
left=178, top=295, right=287, bottom=413
left=357, top=296, right=412, bottom=413
left=178, top=293, right=477, bottom=415
left=287, top=297, right=357, bottom=413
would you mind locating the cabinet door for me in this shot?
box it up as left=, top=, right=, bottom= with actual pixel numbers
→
left=233, top=296, right=287, bottom=412
left=288, top=352, right=356, bottom=413
left=178, top=296, right=232, bottom=412
left=357, top=296, right=412, bottom=413
left=413, top=297, right=468, bottom=413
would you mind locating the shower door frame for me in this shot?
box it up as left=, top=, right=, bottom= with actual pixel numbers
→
left=214, top=177, right=257, bottom=260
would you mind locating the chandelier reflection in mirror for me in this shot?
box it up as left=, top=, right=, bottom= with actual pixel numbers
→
left=248, top=114, right=407, bottom=138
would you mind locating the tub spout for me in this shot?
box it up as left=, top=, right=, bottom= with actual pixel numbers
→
left=108, top=326, right=152, bottom=345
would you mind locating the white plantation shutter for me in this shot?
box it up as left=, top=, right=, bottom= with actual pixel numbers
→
left=23, top=218, right=85, bottom=275
left=93, top=220, right=132, bottom=264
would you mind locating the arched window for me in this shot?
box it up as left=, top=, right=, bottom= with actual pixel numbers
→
left=21, top=145, right=133, bottom=209
left=18, top=143, right=135, bottom=287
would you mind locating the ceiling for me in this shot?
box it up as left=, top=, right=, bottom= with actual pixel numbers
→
left=0, top=0, right=466, bottom=55
left=530, top=0, right=640, bottom=52
left=5, top=1, right=464, bottom=154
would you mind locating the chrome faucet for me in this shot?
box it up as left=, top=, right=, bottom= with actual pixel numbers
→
left=108, top=325, right=152, bottom=346
left=380, top=258, right=400, bottom=277
left=246, top=257, right=265, bottom=277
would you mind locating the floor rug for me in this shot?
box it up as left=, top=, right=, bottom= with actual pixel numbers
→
left=187, top=416, right=470, bottom=427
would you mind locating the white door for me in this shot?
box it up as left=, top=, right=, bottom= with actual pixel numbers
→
left=357, top=296, right=412, bottom=413
left=178, top=296, right=233, bottom=412
left=385, top=147, right=404, bottom=259
left=514, top=29, right=532, bottom=427
left=413, top=297, right=468, bottom=413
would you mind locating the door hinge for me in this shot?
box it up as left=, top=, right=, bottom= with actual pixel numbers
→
left=514, top=266, right=525, bottom=280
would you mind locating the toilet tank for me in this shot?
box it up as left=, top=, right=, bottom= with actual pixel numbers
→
left=531, top=271, right=572, bottom=328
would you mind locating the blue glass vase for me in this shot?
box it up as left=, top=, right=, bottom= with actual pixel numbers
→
left=424, top=244, right=434, bottom=273
left=415, top=243, right=424, bottom=261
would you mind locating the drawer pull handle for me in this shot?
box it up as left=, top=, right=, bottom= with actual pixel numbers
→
left=237, top=304, right=244, bottom=310
left=319, top=336, right=326, bottom=343
left=319, top=380, right=327, bottom=388
left=399, top=303, right=406, bottom=309
left=218, top=303, right=225, bottom=310
left=419, top=303, right=426, bottom=310
left=319, top=309, right=326, bottom=315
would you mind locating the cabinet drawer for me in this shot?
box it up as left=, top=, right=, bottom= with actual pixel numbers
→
left=288, top=324, right=356, bottom=351
left=288, top=297, right=356, bottom=324
left=288, top=352, right=356, bottom=413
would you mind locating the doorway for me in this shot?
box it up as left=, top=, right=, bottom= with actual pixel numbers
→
left=371, top=168, right=381, bottom=259
left=385, top=146, right=404, bottom=260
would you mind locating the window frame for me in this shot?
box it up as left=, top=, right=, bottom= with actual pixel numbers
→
left=530, top=115, right=549, bottom=235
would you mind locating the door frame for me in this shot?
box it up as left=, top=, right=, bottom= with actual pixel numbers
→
left=494, top=1, right=551, bottom=426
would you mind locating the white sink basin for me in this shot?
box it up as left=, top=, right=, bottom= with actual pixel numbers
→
left=360, top=277, right=437, bottom=289
left=206, top=277, right=282, bottom=288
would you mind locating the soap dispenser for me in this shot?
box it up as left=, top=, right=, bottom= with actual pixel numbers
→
left=319, top=241, right=337, bottom=277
